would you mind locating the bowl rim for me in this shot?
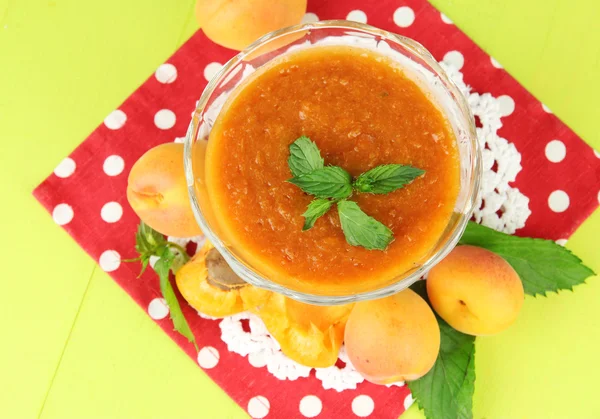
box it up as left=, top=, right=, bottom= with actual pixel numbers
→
left=184, top=19, right=482, bottom=305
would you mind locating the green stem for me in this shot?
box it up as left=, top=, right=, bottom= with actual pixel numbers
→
left=167, top=242, right=191, bottom=263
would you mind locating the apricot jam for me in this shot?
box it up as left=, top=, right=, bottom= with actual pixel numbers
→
left=205, top=46, right=460, bottom=294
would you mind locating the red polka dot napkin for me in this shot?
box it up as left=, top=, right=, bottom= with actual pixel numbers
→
left=34, top=0, right=600, bottom=418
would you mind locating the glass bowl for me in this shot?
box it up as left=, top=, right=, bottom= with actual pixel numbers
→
left=184, top=20, right=481, bottom=305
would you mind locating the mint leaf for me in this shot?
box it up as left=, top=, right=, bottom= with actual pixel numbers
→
left=459, top=221, right=595, bottom=296
left=288, top=136, right=324, bottom=177
left=337, top=200, right=393, bottom=250
left=154, top=245, right=198, bottom=351
left=408, top=281, right=476, bottom=419
left=289, top=166, right=352, bottom=199
left=353, top=164, right=425, bottom=194
left=302, top=198, right=333, bottom=231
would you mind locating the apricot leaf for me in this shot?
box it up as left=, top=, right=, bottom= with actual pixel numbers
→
left=459, top=221, right=595, bottom=296
left=408, top=281, right=475, bottom=419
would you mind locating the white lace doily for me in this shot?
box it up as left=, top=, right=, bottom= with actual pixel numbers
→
left=165, top=62, right=531, bottom=391
left=440, top=62, right=531, bottom=234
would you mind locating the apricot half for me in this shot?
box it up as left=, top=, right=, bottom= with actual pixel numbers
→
left=127, top=143, right=202, bottom=238
left=176, top=240, right=350, bottom=367
left=176, top=241, right=244, bottom=318
left=255, top=294, right=353, bottom=368
left=427, top=245, right=524, bottom=336
left=345, top=289, right=440, bottom=384
left=195, top=0, right=307, bottom=51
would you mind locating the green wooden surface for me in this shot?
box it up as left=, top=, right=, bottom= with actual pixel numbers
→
left=1, top=0, right=599, bottom=418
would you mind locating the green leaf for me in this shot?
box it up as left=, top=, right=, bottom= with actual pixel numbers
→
left=135, top=221, right=166, bottom=254
left=127, top=222, right=198, bottom=350
left=408, top=281, right=476, bottom=419
left=138, top=257, right=150, bottom=278
left=459, top=221, right=595, bottom=296
left=302, top=198, right=333, bottom=231
left=154, top=246, right=198, bottom=351
left=289, top=166, right=353, bottom=199
left=353, top=164, right=425, bottom=194
left=337, top=200, right=393, bottom=250
left=287, top=136, right=325, bottom=177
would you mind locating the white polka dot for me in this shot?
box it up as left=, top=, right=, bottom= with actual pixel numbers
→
left=555, top=239, right=568, bottom=246
left=54, top=157, right=76, bottom=178
left=497, top=95, right=515, bottom=117
left=148, top=298, right=169, bottom=320
left=103, top=155, right=125, bottom=176
left=52, top=203, right=74, bottom=225
left=302, top=12, right=319, bottom=24
left=203, top=62, right=223, bottom=82
left=545, top=140, right=566, bottom=163
left=594, top=150, right=600, bottom=158
left=548, top=190, right=570, bottom=213
left=597, top=190, right=600, bottom=204
left=299, top=395, right=322, bottom=418
left=443, top=50, right=464, bottom=70
left=403, top=394, right=414, bottom=410
left=101, top=201, right=123, bottom=223
left=346, top=10, right=367, bottom=23
left=248, top=396, right=270, bottom=419
left=104, top=110, right=127, bottom=130
left=440, top=13, right=453, bottom=24
left=155, top=63, right=177, bottom=84
left=542, top=103, right=553, bottom=114
left=393, top=7, right=415, bottom=28
left=248, top=351, right=267, bottom=368
left=99, top=250, right=121, bottom=272
left=490, top=57, right=503, bottom=69
left=154, top=109, right=176, bottom=130
left=197, top=346, right=220, bottom=369
left=352, top=395, right=374, bottom=417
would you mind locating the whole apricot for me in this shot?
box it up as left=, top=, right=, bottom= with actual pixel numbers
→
left=345, top=289, right=440, bottom=384
left=195, top=0, right=307, bottom=51
left=255, top=294, right=353, bottom=368
left=127, top=142, right=202, bottom=238
left=427, top=245, right=524, bottom=336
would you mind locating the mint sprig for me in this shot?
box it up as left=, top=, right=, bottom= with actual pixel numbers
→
left=286, top=136, right=424, bottom=250
left=459, top=221, right=596, bottom=296
left=127, top=222, right=198, bottom=350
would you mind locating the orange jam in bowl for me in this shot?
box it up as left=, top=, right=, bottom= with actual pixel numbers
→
left=185, top=21, right=480, bottom=305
